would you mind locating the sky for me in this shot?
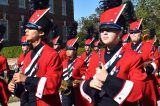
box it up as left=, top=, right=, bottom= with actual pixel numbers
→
left=74, top=0, right=99, bottom=21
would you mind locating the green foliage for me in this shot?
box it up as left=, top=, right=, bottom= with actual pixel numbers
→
left=77, top=47, right=85, bottom=56
left=77, top=14, right=99, bottom=47
left=135, top=0, right=160, bottom=36
left=77, top=0, right=160, bottom=40
left=0, top=46, right=22, bottom=58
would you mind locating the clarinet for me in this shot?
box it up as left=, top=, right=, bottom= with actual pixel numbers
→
left=13, top=63, right=20, bottom=95
left=97, top=49, right=106, bottom=97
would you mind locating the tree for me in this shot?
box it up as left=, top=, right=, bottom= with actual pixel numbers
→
left=135, top=0, right=160, bottom=36
left=77, top=13, right=99, bottom=44
left=77, top=0, right=160, bottom=40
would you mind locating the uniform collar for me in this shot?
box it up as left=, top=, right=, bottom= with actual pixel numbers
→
left=33, top=43, right=44, bottom=53
left=132, top=39, right=142, bottom=47
left=106, top=43, right=122, bottom=54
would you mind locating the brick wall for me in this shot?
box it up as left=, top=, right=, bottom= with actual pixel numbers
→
left=0, top=0, right=74, bottom=46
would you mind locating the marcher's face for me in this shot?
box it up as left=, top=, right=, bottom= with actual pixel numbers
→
left=22, top=45, right=30, bottom=53
left=25, top=28, right=40, bottom=42
left=53, top=44, right=59, bottom=50
left=85, top=45, right=90, bottom=51
left=130, top=32, right=141, bottom=43
left=100, top=29, right=120, bottom=45
left=66, top=49, right=75, bottom=57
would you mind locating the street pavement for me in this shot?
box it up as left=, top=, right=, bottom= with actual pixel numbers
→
left=8, top=102, right=20, bottom=106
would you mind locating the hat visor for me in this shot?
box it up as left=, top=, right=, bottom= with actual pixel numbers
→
left=85, top=44, right=91, bottom=46
left=129, top=29, right=141, bottom=34
left=25, top=23, right=40, bottom=30
left=100, top=23, right=122, bottom=30
left=66, top=46, right=76, bottom=50
left=21, top=42, right=30, bottom=45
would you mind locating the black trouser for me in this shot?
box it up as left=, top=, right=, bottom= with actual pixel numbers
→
left=20, top=91, right=36, bottom=106
left=61, top=89, right=75, bottom=106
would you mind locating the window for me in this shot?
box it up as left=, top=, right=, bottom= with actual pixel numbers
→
left=62, top=0, right=67, bottom=16
left=0, top=0, right=8, bottom=5
left=19, top=0, right=25, bottom=8
left=62, top=21, right=67, bottom=43
left=0, top=19, right=8, bottom=40
left=49, top=0, right=54, bottom=13
left=19, top=21, right=24, bottom=39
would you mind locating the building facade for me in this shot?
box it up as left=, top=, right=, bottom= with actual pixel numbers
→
left=0, top=0, right=74, bottom=46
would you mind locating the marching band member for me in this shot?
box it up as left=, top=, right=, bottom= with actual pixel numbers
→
left=52, top=35, right=66, bottom=61
left=80, top=37, right=95, bottom=67
left=60, top=21, right=85, bottom=106
left=8, top=8, right=63, bottom=106
left=125, top=19, right=159, bottom=106
left=60, top=37, right=86, bottom=106
left=0, top=43, right=10, bottom=106
left=93, top=40, right=100, bottom=53
left=80, top=4, right=146, bottom=106
left=17, top=35, right=31, bottom=68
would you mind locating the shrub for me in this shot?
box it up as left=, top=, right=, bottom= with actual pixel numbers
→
left=77, top=47, right=85, bottom=56
left=0, top=46, right=22, bottom=58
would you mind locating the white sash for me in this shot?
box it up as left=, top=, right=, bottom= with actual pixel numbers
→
left=104, top=47, right=122, bottom=70
left=24, top=46, right=44, bottom=74
left=135, top=42, right=142, bottom=52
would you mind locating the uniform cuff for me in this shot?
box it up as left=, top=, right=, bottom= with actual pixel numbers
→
left=80, top=80, right=98, bottom=103
left=25, top=77, right=40, bottom=92
left=101, top=75, right=133, bottom=104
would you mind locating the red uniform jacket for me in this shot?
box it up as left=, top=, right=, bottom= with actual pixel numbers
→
left=80, top=51, right=96, bottom=62
left=59, top=49, right=67, bottom=61
left=0, top=56, right=10, bottom=105
left=20, top=44, right=63, bottom=106
left=147, top=39, right=154, bottom=44
left=0, top=56, right=9, bottom=74
left=62, top=57, right=86, bottom=80
left=81, top=46, right=146, bottom=106
left=125, top=41, right=159, bottom=106
left=125, top=41, right=159, bottom=74
left=62, top=57, right=86, bottom=106
left=17, top=53, right=25, bottom=67
left=80, top=51, right=97, bottom=70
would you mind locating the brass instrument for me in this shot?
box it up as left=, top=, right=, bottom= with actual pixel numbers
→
left=142, top=34, right=149, bottom=41
left=59, top=80, right=73, bottom=95
left=72, top=80, right=82, bottom=87
left=59, top=79, right=82, bottom=95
